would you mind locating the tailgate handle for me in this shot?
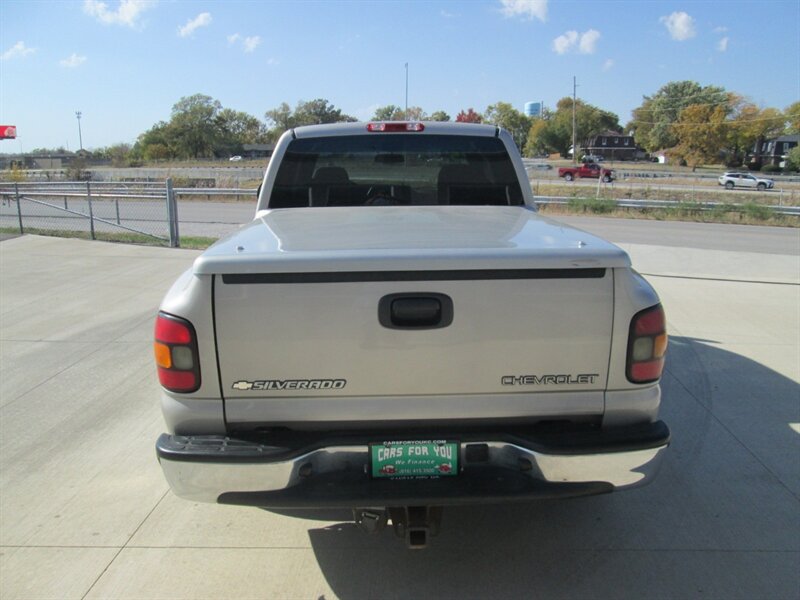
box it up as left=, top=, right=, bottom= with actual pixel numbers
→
left=379, top=293, right=453, bottom=329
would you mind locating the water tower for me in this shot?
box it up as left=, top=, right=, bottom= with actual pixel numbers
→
left=524, top=102, right=542, bottom=118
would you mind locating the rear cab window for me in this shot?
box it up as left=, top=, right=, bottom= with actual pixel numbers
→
left=268, top=134, right=524, bottom=208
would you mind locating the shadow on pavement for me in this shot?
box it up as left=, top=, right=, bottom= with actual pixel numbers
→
left=299, top=336, right=800, bottom=599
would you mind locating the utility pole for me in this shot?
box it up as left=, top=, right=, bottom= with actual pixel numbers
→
left=75, top=111, right=83, bottom=151
left=404, top=63, right=409, bottom=117
left=572, top=77, right=577, bottom=164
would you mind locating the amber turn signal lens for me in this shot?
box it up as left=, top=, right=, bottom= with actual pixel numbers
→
left=654, top=333, right=668, bottom=359
left=154, top=342, right=172, bottom=368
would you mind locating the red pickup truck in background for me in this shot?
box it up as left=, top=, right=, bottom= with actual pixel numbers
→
left=558, top=163, right=615, bottom=182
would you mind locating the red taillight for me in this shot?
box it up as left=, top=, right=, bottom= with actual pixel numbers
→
left=367, top=122, right=425, bottom=132
left=155, top=315, right=192, bottom=344
left=157, top=368, right=197, bottom=391
left=626, top=304, right=667, bottom=384
left=154, top=312, right=200, bottom=393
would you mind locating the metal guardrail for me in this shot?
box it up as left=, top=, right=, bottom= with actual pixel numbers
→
left=0, top=181, right=181, bottom=246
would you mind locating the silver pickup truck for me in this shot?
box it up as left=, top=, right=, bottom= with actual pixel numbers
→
left=155, top=121, right=669, bottom=547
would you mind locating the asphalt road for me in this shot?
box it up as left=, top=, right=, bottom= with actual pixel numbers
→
left=0, top=234, right=798, bottom=599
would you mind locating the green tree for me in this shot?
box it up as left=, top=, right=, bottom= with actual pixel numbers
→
left=785, top=101, right=800, bottom=134
left=133, top=94, right=269, bottom=161
left=293, top=99, right=356, bottom=126
left=142, top=143, right=171, bottom=161
left=401, top=106, right=427, bottom=121
left=523, top=118, right=550, bottom=157
left=532, top=98, right=620, bottom=158
left=169, top=94, right=224, bottom=158
left=429, top=110, right=451, bottom=122
left=784, top=146, right=800, bottom=171
left=106, top=143, right=132, bottom=167
left=264, top=102, right=296, bottom=135
left=135, top=121, right=176, bottom=161
left=483, top=102, right=532, bottom=151
left=265, top=99, right=356, bottom=140
left=372, top=105, right=404, bottom=121
left=724, top=99, right=784, bottom=167
left=628, top=81, right=728, bottom=151
left=671, top=103, right=728, bottom=170
left=216, top=109, right=268, bottom=155
left=218, top=109, right=267, bottom=142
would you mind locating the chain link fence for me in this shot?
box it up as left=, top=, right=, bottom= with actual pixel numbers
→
left=0, top=180, right=180, bottom=246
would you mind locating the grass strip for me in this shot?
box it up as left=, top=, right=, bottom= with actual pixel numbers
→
left=541, top=200, right=797, bottom=227
left=0, top=227, right=218, bottom=249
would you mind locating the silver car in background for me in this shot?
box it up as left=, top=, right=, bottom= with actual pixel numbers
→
left=718, top=172, right=774, bottom=190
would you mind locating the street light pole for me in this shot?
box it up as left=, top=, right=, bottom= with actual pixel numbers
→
left=572, top=77, right=577, bottom=164
left=75, top=111, right=83, bottom=151
left=404, top=63, right=409, bottom=117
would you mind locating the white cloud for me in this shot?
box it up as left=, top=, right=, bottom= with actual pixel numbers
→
left=713, top=26, right=728, bottom=33
left=603, top=58, right=614, bottom=71
left=499, top=0, right=547, bottom=22
left=553, top=30, right=578, bottom=54
left=440, top=9, right=455, bottom=18
left=1, top=41, right=36, bottom=61
left=243, top=36, right=261, bottom=53
left=553, top=29, right=600, bottom=55
left=717, top=36, right=729, bottom=52
left=83, top=0, right=157, bottom=28
left=660, top=11, right=696, bottom=41
left=60, top=53, right=88, bottom=68
left=178, top=12, right=211, bottom=38
left=578, top=29, right=600, bottom=54
left=228, top=32, right=261, bottom=53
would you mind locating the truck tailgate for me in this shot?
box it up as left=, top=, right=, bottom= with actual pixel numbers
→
left=204, top=207, right=625, bottom=426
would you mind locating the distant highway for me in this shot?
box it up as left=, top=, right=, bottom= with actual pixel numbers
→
left=529, top=177, right=799, bottom=197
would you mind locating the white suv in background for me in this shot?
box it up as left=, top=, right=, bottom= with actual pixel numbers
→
left=718, top=172, right=774, bottom=190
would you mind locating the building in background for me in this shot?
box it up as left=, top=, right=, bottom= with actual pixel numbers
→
left=581, top=131, right=644, bottom=161
left=749, top=134, right=799, bottom=168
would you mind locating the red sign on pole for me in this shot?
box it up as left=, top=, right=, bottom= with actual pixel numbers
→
left=0, top=126, right=18, bottom=139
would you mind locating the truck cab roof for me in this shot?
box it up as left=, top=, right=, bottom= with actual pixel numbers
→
left=292, top=121, right=499, bottom=139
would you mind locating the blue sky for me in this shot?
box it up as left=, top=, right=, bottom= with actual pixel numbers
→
left=1, top=0, right=798, bottom=151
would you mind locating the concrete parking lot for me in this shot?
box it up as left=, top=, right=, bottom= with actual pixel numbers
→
left=1, top=231, right=798, bottom=599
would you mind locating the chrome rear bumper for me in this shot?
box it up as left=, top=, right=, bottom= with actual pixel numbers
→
left=156, top=421, right=669, bottom=507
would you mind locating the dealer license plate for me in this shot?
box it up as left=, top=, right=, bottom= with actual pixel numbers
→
left=370, top=440, right=459, bottom=478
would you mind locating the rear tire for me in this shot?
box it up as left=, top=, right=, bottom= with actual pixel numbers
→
left=564, top=173, right=574, bottom=182
left=602, top=175, right=611, bottom=183
left=725, top=181, right=734, bottom=190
